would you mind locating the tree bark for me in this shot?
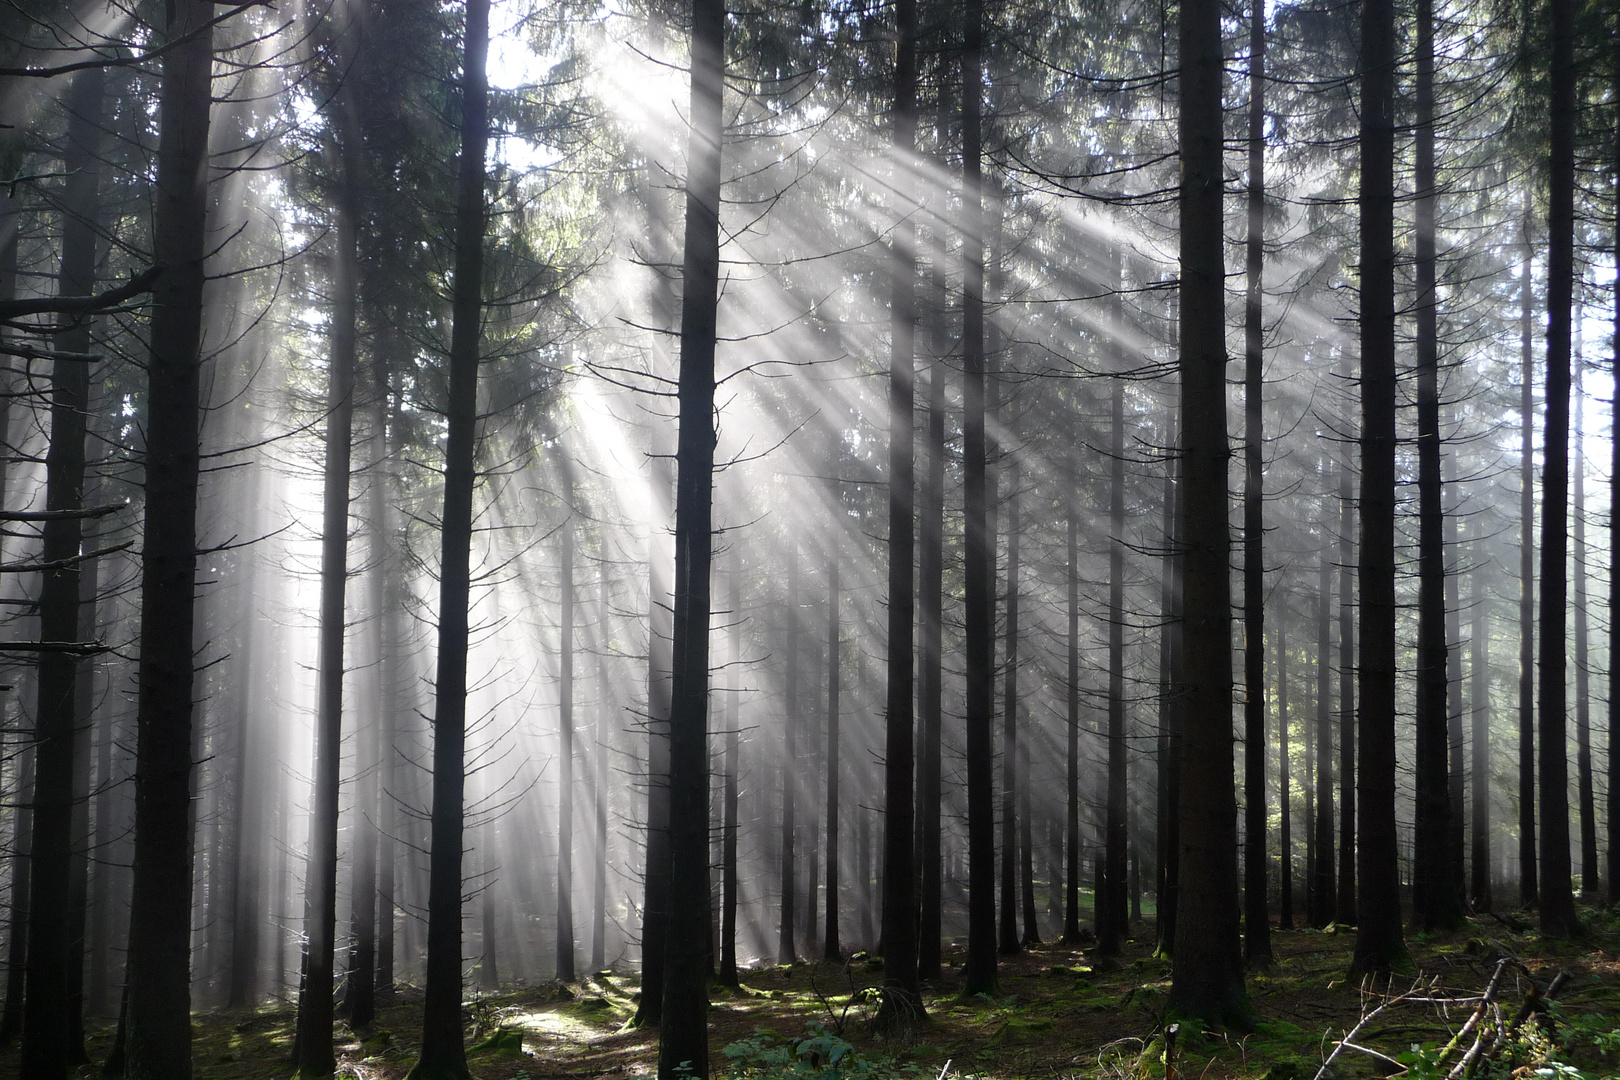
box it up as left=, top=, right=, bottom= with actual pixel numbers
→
left=1102, top=382, right=1127, bottom=959
left=718, top=555, right=740, bottom=986
left=1469, top=527, right=1492, bottom=910
left=916, top=274, right=946, bottom=979
left=557, top=486, right=577, bottom=981
left=1312, top=517, right=1335, bottom=926
left=780, top=541, right=799, bottom=963
left=1572, top=361, right=1596, bottom=899
left=1278, top=611, right=1292, bottom=931
left=999, top=460, right=1021, bottom=956
left=1335, top=351, right=1356, bottom=926
left=1517, top=223, right=1537, bottom=907
left=1063, top=449, right=1084, bottom=945
left=823, top=555, right=841, bottom=960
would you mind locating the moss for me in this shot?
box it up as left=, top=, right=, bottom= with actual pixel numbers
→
left=469, top=1027, right=527, bottom=1058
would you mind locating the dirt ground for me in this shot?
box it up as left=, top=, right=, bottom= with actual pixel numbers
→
left=11, top=907, right=1619, bottom=1079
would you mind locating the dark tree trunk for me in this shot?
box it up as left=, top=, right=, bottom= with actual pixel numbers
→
left=718, top=557, right=740, bottom=986
left=653, top=0, right=723, bottom=1062
left=1536, top=0, right=1579, bottom=938
left=125, top=4, right=214, bottom=1075
left=376, top=388, right=400, bottom=999
left=410, top=0, right=489, bottom=1072
left=916, top=279, right=945, bottom=980
left=1469, top=528, right=1492, bottom=910
left=1278, top=612, right=1293, bottom=930
left=1572, top=365, right=1596, bottom=899
left=1062, top=451, right=1083, bottom=945
left=21, top=61, right=103, bottom=1080
left=636, top=465, right=674, bottom=1024
left=1445, top=455, right=1466, bottom=917
left=1168, top=0, right=1247, bottom=1026
left=1411, top=0, right=1459, bottom=932
left=593, top=574, right=611, bottom=974
left=1241, top=0, right=1269, bottom=961
left=959, top=0, right=997, bottom=1000
left=999, top=461, right=1021, bottom=956
left=225, top=507, right=262, bottom=1012
left=1350, top=0, right=1407, bottom=978
left=1610, top=23, right=1620, bottom=909
left=558, top=491, right=577, bottom=981
left=1156, top=401, right=1183, bottom=955
left=876, top=0, right=923, bottom=1026
left=1101, top=383, right=1127, bottom=959
left=1312, top=522, right=1335, bottom=926
left=1019, top=739, right=1040, bottom=945
left=1517, top=227, right=1537, bottom=907
left=1336, top=356, right=1357, bottom=926
left=0, top=170, right=24, bottom=1049
left=824, top=556, right=841, bottom=960
left=296, top=29, right=364, bottom=1068
left=780, top=542, right=799, bottom=963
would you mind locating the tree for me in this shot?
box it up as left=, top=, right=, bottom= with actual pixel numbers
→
left=1167, top=0, right=1248, bottom=1026
left=1517, top=222, right=1537, bottom=908
left=408, top=0, right=489, bottom=1073
left=1101, top=381, right=1127, bottom=959
left=823, top=553, right=841, bottom=960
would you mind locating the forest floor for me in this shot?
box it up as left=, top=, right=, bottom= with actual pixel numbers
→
left=18, top=905, right=1620, bottom=1080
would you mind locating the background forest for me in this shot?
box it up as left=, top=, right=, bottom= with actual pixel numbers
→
left=0, top=0, right=1617, bottom=1076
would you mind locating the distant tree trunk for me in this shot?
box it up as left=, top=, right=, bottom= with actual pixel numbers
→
left=1156, top=399, right=1183, bottom=955
left=718, top=557, right=740, bottom=986
left=1410, top=0, right=1458, bottom=933
left=478, top=840, right=498, bottom=992
left=1102, top=382, right=1127, bottom=960
left=1336, top=354, right=1357, bottom=926
left=0, top=166, right=24, bottom=1049
left=1312, top=522, right=1335, bottom=926
left=1019, top=740, right=1040, bottom=945
left=21, top=60, right=103, bottom=1080
left=960, top=0, right=997, bottom=1000
left=1169, top=0, right=1247, bottom=1024
left=1241, top=0, right=1269, bottom=959
left=1610, top=26, right=1620, bottom=910
left=999, top=461, right=1021, bottom=957
left=1445, top=454, right=1466, bottom=916
left=654, top=0, right=723, bottom=1062
left=1278, top=612, right=1293, bottom=930
left=125, top=4, right=215, bottom=1075
left=1572, top=362, right=1596, bottom=899
left=1517, top=224, right=1538, bottom=907
left=1536, top=0, right=1579, bottom=938
left=824, top=555, right=841, bottom=960
left=343, top=461, right=383, bottom=1028
left=780, top=541, right=799, bottom=963
left=916, top=280, right=946, bottom=980
left=1469, top=529, right=1492, bottom=910
left=557, top=490, right=577, bottom=981
left=1350, top=0, right=1407, bottom=978
left=876, top=0, right=923, bottom=1027
left=636, top=461, right=674, bottom=1024
left=296, top=25, right=364, bottom=1066
left=411, top=0, right=489, bottom=1072
left=1062, top=450, right=1084, bottom=945
left=376, top=387, right=400, bottom=999
left=593, top=573, right=611, bottom=975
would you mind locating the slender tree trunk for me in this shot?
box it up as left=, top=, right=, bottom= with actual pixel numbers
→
left=1411, top=0, right=1458, bottom=932
left=960, top=0, right=997, bottom=999
left=0, top=168, right=23, bottom=1049
left=653, top=0, right=723, bottom=1060
left=1169, top=0, right=1247, bottom=1024
left=1572, top=361, right=1597, bottom=898
left=296, top=24, right=364, bottom=1066
left=1312, top=519, right=1335, bottom=926
left=1445, top=455, right=1466, bottom=917
left=999, top=461, right=1021, bottom=956
left=1350, top=0, right=1407, bottom=978
left=1518, top=224, right=1538, bottom=907
left=1336, top=355, right=1357, bottom=925
left=824, top=556, right=841, bottom=960
left=410, top=1, right=489, bottom=1072
left=1609, top=21, right=1620, bottom=909
left=779, top=542, right=799, bottom=963
left=343, top=449, right=383, bottom=1028
left=1062, top=450, right=1083, bottom=945
left=1536, top=0, right=1579, bottom=937
left=558, top=489, right=577, bottom=981
left=125, top=5, right=215, bottom=1075
left=1102, top=382, right=1127, bottom=959
left=1156, top=399, right=1183, bottom=955
left=718, top=556, right=740, bottom=986
left=876, top=0, right=923, bottom=1025
left=636, top=467, right=674, bottom=1024
left=21, top=61, right=103, bottom=1080
left=1020, top=739, right=1040, bottom=944
left=916, top=278, right=945, bottom=980
left=1469, top=528, right=1492, bottom=910
left=1242, top=0, right=1269, bottom=960
left=593, top=573, right=611, bottom=975
left=1278, top=611, right=1293, bottom=930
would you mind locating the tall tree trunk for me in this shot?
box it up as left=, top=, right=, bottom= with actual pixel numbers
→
left=1019, top=739, right=1041, bottom=944
left=635, top=467, right=674, bottom=1024
left=1156, top=398, right=1183, bottom=955
left=999, top=460, right=1021, bottom=956
left=1312, top=518, right=1335, bottom=926
left=1536, top=0, right=1579, bottom=937
left=1517, top=222, right=1537, bottom=907
left=1336, top=352, right=1356, bottom=926
left=21, top=60, right=103, bottom=1080
left=1411, top=0, right=1458, bottom=932
left=1445, top=454, right=1466, bottom=917
left=343, top=445, right=383, bottom=1028
left=125, top=4, right=214, bottom=1075
left=0, top=161, right=23, bottom=1049
left=959, top=0, right=997, bottom=1000
left=1102, top=382, right=1127, bottom=959
left=915, top=276, right=946, bottom=980
left=1062, top=450, right=1083, bottom=945
left=410, top=0, right=489, bottom=1071
left=1572, top=360, right=1596, bottom=899
left=779, top=541, right=799, bottom=963
left=1168, top=0, right=1247, bottom=1025
left=557, top=487, right=577, bottom=981
left=1242, top=0, right=1269, bottom=962
left=1278, top=611, right=1293, bottom=930
left=1350, top=0, right=1407, bottom=978
left=593, top=572, right=611, bottom=974
left=823, top=555, right=841, bottom=960
left=1609, top=20, right=1620, bottom=909
left=653, top=0, right=723, bottom=1060
left=1469, top=527, right=1492, bottom=910
left=876, top=0, right=923, bottom=1026
left=718, top=555, right=740, bottom=985
left=296, top=19, right=364, bottom=1065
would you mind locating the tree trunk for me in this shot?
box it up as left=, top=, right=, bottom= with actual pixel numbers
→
left=779, top=541, right=799, bottom=963
left=125, top=4, right=214, bottom=1075
left=1350, top=0, right=1407, bottom=978
left=1063, top=450, right=1084, bottom=945
left=999, top=460, right=1021, bottom=956
left=823, top=555, right=841, bottom=960
left=653, top=0, right=723, bottom=1063
left=593, top=571, right=612, bottom=974
left=1469, top=527, right=1492, bottom=910
left=1609, top=20, right=1620, bottom=909
left=1168, top=0, right=1247, bottom=1025
left=1572, top=360, right=1596, bottom=899
left=1536, top=0, right=1579, bottom=937
left=1278, top=611, right=1292, bottom=930
left=21, top=60, right=103, bottom=1080
left=1336, top=352, right=1356, bottom=926
left=718, top=555, right=740, bottom=986
left=876, top=0, right=923, bottom=1026
left=557, top=488, right=577, bottom=981
left=916, top=275, right=945, bottom=980
left=296, top=22, right=364, bottom=1065
left=1242, top=0, right=1269, bottom=960
left=1101, top=382, right=1127, bottom=959
left=1156, top=397, right=1183, bottom=955
left=1517, top=222, right=1537, bottom=907
left=410, top=0, right=489, bottom=1072
left=1312, top=524, right=1335, bottom=926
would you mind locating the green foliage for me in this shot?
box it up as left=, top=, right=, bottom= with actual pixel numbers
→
left=721, top=1024, right=929, bottom=1080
